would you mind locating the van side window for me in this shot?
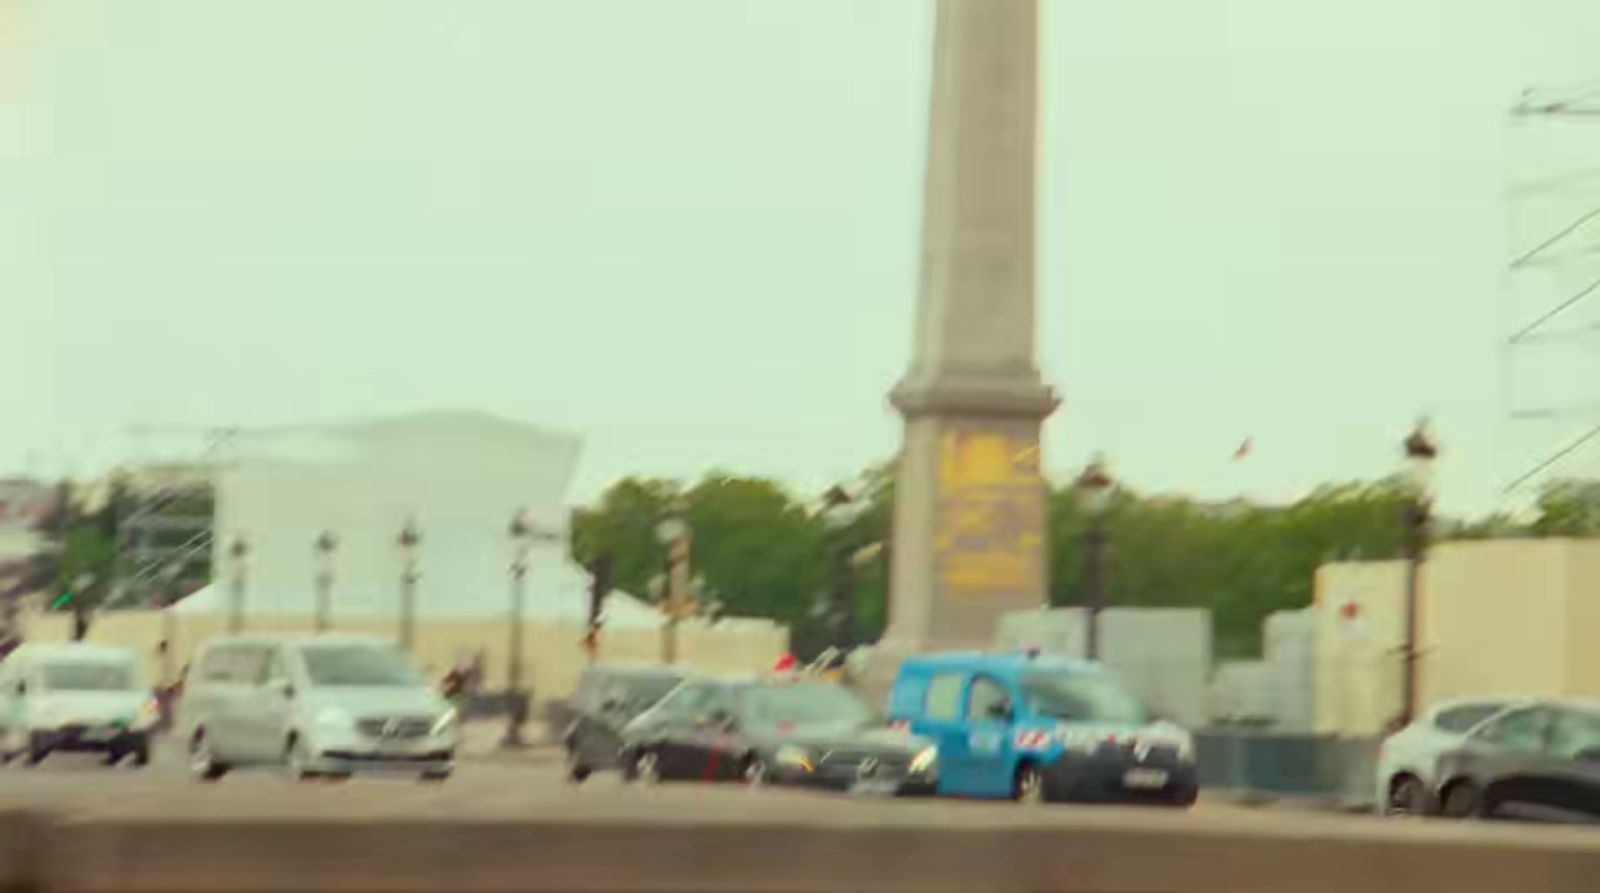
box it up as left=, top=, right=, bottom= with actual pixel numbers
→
left=262, top=650, right=288, bottom=685
left=967, top=676, right=1012, bottom=721
left=925, top=673, right=965, bottom=721
left=199, top=648, right=236, bottom=683
left=200, top=645, right=269, bottom=685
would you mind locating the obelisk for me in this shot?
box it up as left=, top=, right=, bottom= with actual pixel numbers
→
left=866, top=0, right=1057, bottom=696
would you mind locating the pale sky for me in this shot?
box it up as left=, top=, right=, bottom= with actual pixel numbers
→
left=4, top=0, right=1600, bottom=515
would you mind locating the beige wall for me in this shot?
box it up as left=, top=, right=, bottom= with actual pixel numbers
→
left=20, top=610, right=788, bottom=706
left=1312, top=560, right=1406, bottom=736
left=1564, top=542, right=1600, bottom=697
left=1314, top=538, right=1600, bottom=737
left=1424, top=540, right=1571, bottom=703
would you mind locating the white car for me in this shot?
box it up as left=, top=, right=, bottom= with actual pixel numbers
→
left=1375, top=697, right=1518, bottom=814
left=0, top=642, right=159, bottom=767
left=180, top=634, right=457, bottom=782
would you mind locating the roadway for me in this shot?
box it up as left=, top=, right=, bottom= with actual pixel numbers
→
left=0, top=735, right=1402, bottom=828
left=2, top=735, right=1595, bottom=845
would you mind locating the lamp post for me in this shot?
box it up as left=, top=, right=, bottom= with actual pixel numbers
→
left=396, top=519, right=421, bottom=651
left=503, top=509, right=552, bottom=748
left=814, top=484, right=877, bottom=654
left=157, top=562, right=183, bottom=684
left=1076, top=454, right=1114, bottom=661
left=1398, top=420, right=1439, bottom=728
left=655, top=499, right=692, bottom=664
left=314, top=530, right=338, bottom=634
left=227, top=537, right=248, bottom=635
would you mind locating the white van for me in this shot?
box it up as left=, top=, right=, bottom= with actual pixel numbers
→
left=0, top=642, right=157, bottom=767
left=180, top=634, right=457, bottom=782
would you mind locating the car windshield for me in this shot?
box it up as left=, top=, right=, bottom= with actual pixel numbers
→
left=1021, top=672, right=1147, bottom=725
left=302, top=645, right=424, bottom=688
left=614, top=673, right=684, bottom=708
left=41, top=662, right=140, bottom=692
left=742, top=683, right=876, bottom=731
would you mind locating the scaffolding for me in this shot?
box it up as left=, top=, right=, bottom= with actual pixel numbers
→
left=109, top=426, right=237, bottom=609
left=1502, top=79, right=1600, bottom=494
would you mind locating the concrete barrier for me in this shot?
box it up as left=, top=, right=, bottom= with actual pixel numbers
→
left=4, top=803, right=1600, bottom=892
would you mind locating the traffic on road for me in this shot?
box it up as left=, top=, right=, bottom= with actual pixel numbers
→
left=5, top=636, right=1600, bottom=831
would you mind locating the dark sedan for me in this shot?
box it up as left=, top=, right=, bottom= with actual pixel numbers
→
left=1432, top=700, right=1600, bottom=822
left=562, top=663, right=688, bottom=782
left=619, top=677, right=938, bottom=795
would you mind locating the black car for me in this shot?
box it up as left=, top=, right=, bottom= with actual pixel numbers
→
left=1432, top=700, right=1600, bottom=822
left=562, top=663, right=689, bottom=782
left=618, top=677, right=938, bottom=795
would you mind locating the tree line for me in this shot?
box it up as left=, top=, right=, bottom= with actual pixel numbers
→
left=572, top=468, right=1599, bottom=659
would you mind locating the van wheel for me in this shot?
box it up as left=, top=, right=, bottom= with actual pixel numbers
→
left=285, top=736, right=318, bottom=781
left=1013, top=763, right=1045, bottom=804
left=188, top=730, right=228, bottom=782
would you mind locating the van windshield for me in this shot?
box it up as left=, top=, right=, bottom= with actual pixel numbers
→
left=1021, top=672, right=1146, bottom=725
left=41, top=662, right=140, bottom=692
left=302, top=646, right=424, bottom=688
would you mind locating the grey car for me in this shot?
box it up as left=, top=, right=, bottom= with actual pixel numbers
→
left=562, top=663, right=688, bottom=782
left=1433, top=699, right=1600, bottom=822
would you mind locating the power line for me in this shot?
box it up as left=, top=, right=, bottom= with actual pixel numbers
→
left=1510, top=207, right=1600, bottom=269
left=1508, top=273, right=1600, bottom=343
left=1505, top=422, right=1600, bottom=493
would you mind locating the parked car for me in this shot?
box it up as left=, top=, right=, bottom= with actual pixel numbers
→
left=1432, top=700, right=1600, bottom=822
left=0, top=643, right=158, bottom=767
left=619, top=675, right=938, bottom=795
left=180, top=634, right=457, bottom=782
left=563, top=663, right=689, bottom=782
left=1375, top=697, right=1516, bottom=815
left=888, top=651, right=1197, bottom=806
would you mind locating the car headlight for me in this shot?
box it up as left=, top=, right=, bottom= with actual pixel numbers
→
left=774, top=745, right=814, bottom=772
left=430, top=708, right=458, bottom=737
left=909, top=746, right=938, bottom=774
left=315, top=707, right=354, bottom=729
left=1175, top=733, right=1195, bottom=762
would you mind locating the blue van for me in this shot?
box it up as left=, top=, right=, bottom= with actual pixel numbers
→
left=887, top=652, right=1198, bottom=806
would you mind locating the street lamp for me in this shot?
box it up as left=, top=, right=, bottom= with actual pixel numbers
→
left=503, top=509, right=548, bottom=748
left=1076, top=454, right=1115, bottom=661
left=157, top=561, right=183, bottom=684
left=71, top=572, right=96, bottom=641
left=1398, top=419, right=1439, bottom=727
left=227, top=537, right=248, bottom=635
left=396, top=519, right=421, bottom=651
left=314, top=530, right=338, bottom=634
left=655, top=499, right=692, bottom=664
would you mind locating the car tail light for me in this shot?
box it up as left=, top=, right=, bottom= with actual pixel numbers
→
left=888, top=719, right=910, bottom=733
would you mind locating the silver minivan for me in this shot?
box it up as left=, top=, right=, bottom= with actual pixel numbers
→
left=0, top=642, right=158, bottom=767
left=179, top=634, right=457, bottom=782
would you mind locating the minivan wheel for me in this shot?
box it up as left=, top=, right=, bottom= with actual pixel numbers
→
left=285, top=736, right=318, bottom=781
left=189, top=730, right=228, bottom=782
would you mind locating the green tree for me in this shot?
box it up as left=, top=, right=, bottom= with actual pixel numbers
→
left=1530, top=479, right=1600, bottom=537
left=685, top=474, right=824, bottom=628
left=570, top=477, right=680, bottom=599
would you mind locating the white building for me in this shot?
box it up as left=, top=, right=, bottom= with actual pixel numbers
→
left=184, top=410, right=664, bottom=628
